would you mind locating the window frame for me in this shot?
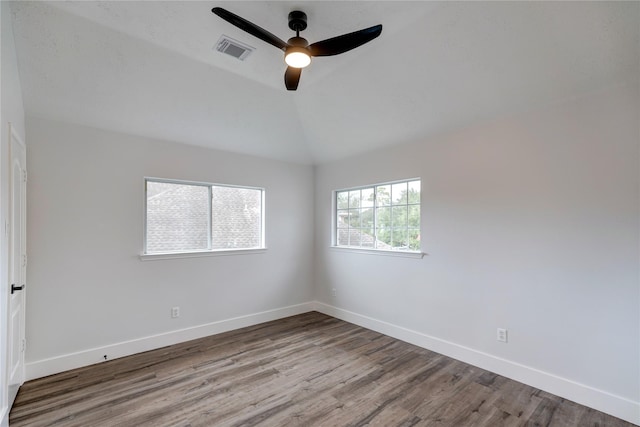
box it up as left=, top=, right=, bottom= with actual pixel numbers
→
left=332, top=178, right=425, bottom=258
left=141, top=177, right=266, bottom=260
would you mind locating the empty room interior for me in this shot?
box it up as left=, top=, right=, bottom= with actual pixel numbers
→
left=1, top=1, right=639, bottom=426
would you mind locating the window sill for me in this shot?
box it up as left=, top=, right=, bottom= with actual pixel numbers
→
left=330, top=246, right=427, bottom=259
left=139, top=248, right=267, bottom=261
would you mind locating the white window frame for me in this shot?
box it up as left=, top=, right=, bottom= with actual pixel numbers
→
left=332, top=178, right=425, bottom=259
left=140, top=177, right=266, bottom=261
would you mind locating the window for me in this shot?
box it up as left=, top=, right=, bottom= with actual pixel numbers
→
left=144, top=178, right=264, bottom=255
left=335, top=179, right=420, bottom=252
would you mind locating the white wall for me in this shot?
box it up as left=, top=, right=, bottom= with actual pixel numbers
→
left=314, top=83, right=639, bottom=423
left=25, top=117, right=314, bottom=374
left=1, top=1, right=26, bottom=425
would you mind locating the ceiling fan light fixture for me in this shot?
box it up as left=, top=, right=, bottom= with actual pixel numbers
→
left=285, top=46, right=311, bottom=68
left=212, top=7, right=383, bottom=90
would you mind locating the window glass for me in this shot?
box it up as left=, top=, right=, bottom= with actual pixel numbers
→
left=211, top=186, right=262, bottom=250
left=145, top=179, right=264, bottom=254
left=146, top=182, right=209, bottom=253
left=335, top=179, right=421, bottom=252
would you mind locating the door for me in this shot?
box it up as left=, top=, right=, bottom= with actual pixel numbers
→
left=7, top=124, right=26, bottom=406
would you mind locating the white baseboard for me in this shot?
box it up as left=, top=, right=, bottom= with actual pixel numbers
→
left=312, top=302, right=640, bottom=426
left=25, top=302, right=315, bottom=381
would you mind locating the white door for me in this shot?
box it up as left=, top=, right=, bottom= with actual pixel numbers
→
left=7, top=124, right=26, bottom=406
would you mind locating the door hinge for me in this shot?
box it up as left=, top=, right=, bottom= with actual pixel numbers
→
left=23, top=254, right=27, bottom=267
left=23, top=170, right=27, bottom=183
left=21, top=339, right=26, bottom=352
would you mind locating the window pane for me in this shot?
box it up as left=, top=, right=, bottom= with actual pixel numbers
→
left=211, top=186, right=262, bottom=249
left=408, top=205, right=420, bottom=228
left=376, top=206, right=391, bottom=229
left=376, top=227, right=392, bottom=247
left=347, top=209, right=361, bottom=228
left=337, top=228, right=349, bottom=246
left=376, top=185, right=391, bottom=206
left=408, top=229, right=421, bottom=251
left=146, top=182, right=209, bottom=253
left=391, top=229, right=408, bottom=249
left=392, top=182, right=408, bottom=205
left=349, top=190, right=360, bottom=208
left=392, top=206, right=408, bottom=228
left=408, top=180, right=421, bottom=204
left=361, top=228, right=375, bottom=247
left=361, top=188, right=374, bottom=208
left=361, top=207, right=374, bottom=229
left=348, top=229, right=362, bottom=247
left=336, top=191, right=349, bottom=210
left=336, top=210, right=349, bottom=228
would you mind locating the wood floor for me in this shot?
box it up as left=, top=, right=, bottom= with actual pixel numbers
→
left=10, top=312, right=633, bottom=427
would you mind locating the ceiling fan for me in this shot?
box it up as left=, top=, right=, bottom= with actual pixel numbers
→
left=212, top=7, right=383, bottom=91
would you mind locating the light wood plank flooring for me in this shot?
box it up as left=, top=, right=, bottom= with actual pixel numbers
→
left=10, top=312, right=634, bottom=426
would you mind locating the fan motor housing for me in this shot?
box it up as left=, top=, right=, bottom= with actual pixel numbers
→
left=288, top=11, right=307, bottom=32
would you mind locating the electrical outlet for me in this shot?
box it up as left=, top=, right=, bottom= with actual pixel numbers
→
left=497, top=328, right=508, bottom=343
left=331, top=288, right=337, bottom=297
left=171, top=306, right=180, bottom=318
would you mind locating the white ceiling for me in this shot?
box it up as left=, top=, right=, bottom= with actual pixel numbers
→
left=10, top=1, right=640, bottom=164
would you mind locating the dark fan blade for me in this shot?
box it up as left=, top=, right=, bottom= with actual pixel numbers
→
left=309, top=24, right=382, bottom=57
left=212, top=7, right=287, bottom=51
left=284, top=67, right=302, bottom=91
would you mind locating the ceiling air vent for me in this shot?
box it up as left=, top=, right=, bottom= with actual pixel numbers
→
left=215, top=36, right=254, bottom=61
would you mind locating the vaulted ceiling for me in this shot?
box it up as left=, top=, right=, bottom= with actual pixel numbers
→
left=10, top=1, right=640, bottom=164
